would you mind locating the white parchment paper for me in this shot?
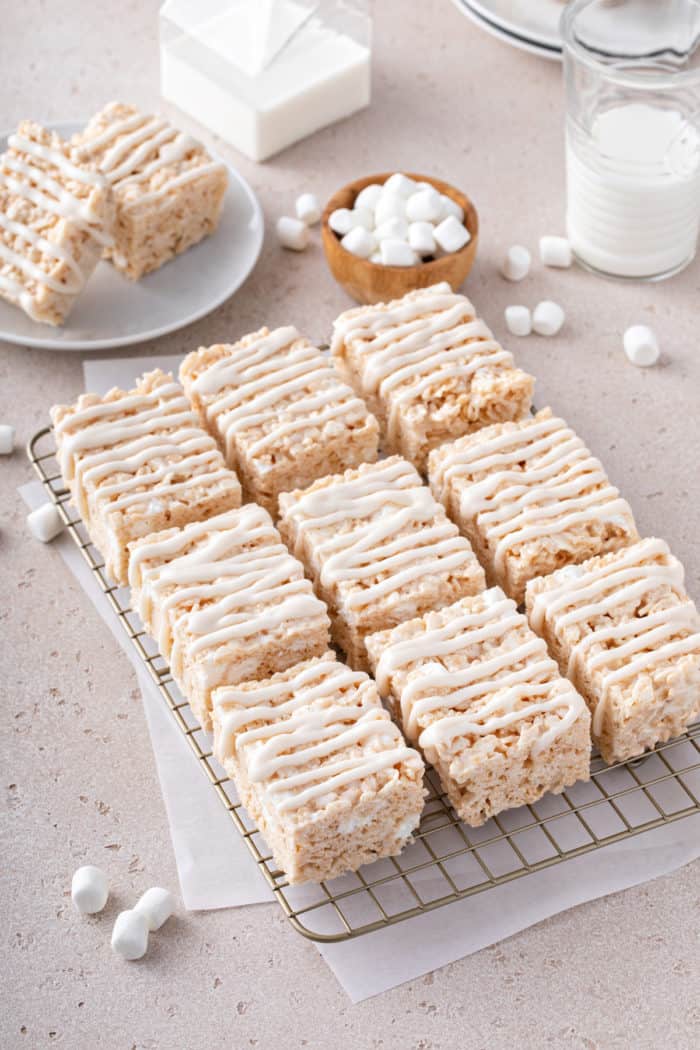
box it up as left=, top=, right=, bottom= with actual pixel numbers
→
left=18, top=353, right=698, bottom=1001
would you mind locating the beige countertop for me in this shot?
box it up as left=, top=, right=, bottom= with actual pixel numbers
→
left=2, top=2, right=699, bottom=1047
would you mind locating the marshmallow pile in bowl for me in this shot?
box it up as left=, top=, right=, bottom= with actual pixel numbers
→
left=329, top=173, right=471, bottom=266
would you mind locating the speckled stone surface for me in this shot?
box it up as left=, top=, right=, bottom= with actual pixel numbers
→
left=2, top=2, right=699, bottom=1047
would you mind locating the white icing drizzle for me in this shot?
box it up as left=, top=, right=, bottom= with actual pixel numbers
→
left=0, top=130, right=111, bottom=318
left=528, top=539, right=700, bottom=736
left=283, top=457, right=479, bottom=611
left=188, top=327, right=367, bottom=461
left=332, top=283, right=517, bottom=444
left=130, top=505, right=327, bottom=684
left=214, top=656, right=416, bottom=813
left=76, top=107, right=225, bottom=208
left=431, top=412, right=634, bottom=573
left=374, top=589, right=585, bottom=756
left=54, top=375, right=232, bottom=520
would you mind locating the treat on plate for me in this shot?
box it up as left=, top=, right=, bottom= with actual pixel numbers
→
left=50, top=369, right=242, bottom=584
left=366, top=588, right=591, bottom=826
left=180, top=326, right=380, bottom=516
left=212, top=652, right=426, bottom=884
left=73, top=102, right=228, bottom=280
left=526, top=538, right=700, bottom=764
left=331, top=282, right=534, bottom=473
left=277, top=456, right=486, bottom=671
left=128, top=505, right=331, bottom=730
left=429, top=407, right=639, bottom=605
left=0, top=121, right=114, bottom=325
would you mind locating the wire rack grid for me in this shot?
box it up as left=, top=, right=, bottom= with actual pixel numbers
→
left=28, top=425, right=700, bottom=942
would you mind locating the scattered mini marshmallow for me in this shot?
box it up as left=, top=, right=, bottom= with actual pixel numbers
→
left=504, top=305, right=532, bottom=337
left=383, top=172, right=416, bottom=199
left=408, top=221, right=436, bottom=256
left=295, top=192, right=321, bottom=226
left=501, top=245, right=531, bottom=281
left=374, top=216, right=409, bottom=242
left=354, top=183, right=383, bottom=211
left=539, top=235, right=573, bottom=268
left=341, top=226, right=377, bottom=259
left=624, top=324, right=660, bottom=367
left=374, top=192, right=406, bottom=226
left=111, top=909, right=149, bottom=961
left=0, top=423, right=15, bottom=455
left=134, top=887, right=175, bottom=932
left=405, top=188, right=443, bottom=223
left=434, top=214, right=471, bottom=253
left=440, top=194, right=464, bottom=222
left=328, top=208, right=355, bottom=236
left=27, top=502, right=64, bottom=543
left=532, top=300, right=566, bottom=336
left=350, top=206, right=375, bottom=231
left=380, top=239, right=419, bottom=266
left=276, top=216, right=309, bottom=251
left=71, top=865, right=109, bottom=915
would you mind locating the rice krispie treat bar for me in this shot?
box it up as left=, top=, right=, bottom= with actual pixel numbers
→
left=429, top=408, right=639, bottom=605
left=211, top=653, right=425, bottom=884
left=51, top=369, right=242, bottom=584
left=277, top=456, right=486, bottom=671
left=366, top=589, right=590, bottom=826
left=0, top=121, right=114, bottom=325
left=72, top=102, right=227, bottom=280
left=180, top=326, right=380, bottom=516
left=129, top=505, right=331, bottom=730
left=331, top=282, right=534, bottom=473
left=526, top=538, right=700, bottom=764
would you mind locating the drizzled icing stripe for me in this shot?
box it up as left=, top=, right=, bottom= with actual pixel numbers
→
left=187, top=327, right=367, bottom=461
left=528, top=540, right=700, bottom=736
left=431, top=413, right=635, bottom=572
left=54, top=375, right=234, bottom=520
left=284, top=458, right=479, bottom=611
left=0, top=131, right=112, bottom=318
left=214, top=657, right=417, bottom=813
left=374, top=589, right=585, bottom=755
left=332, top=283, right=516, bottom=444
left=130, top=506, right=327, bottom=685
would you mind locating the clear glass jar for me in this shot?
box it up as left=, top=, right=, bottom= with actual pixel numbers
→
left=561, top=0, right=700, bottom=279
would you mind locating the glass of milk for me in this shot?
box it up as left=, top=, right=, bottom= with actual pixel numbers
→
left=160, top=0, right=371, bottom=163
left=561, top=0, right=700, bottom=279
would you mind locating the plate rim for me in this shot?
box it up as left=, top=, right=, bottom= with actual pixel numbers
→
left=451, top=0, right=563, bottom=60
left=0, top=119, right=265, bottom=352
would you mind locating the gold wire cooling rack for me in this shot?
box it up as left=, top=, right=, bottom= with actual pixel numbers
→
left=29, top=425, right=700, bottom=942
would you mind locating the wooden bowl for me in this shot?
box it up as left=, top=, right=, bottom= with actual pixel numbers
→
left=321, top=172, right=479, bottom=305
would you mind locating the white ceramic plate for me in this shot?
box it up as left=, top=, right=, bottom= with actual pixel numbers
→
left=0, top=121, right=264, bottom=351
left=451, top=0, right=563, bottom=60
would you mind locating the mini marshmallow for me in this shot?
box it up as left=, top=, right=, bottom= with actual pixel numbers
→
left=380, top=239, right=418, bottom=267
left=374, top=217, right=409, bottom=242
left=0, top=424, right=15, bottom=455
left=624, top=325, right=660, bottom=367
left=276, top=216, right=309, bottom=251
left=341, top=226, right=377, bottom=259
left=374, top=192, right=406, bottom=226
left=354, top=183, right=383, bottom=211
left=383, top=173, right=416, bottom=199
left=405, top=189, right=443, bottom=223
left=27, top=502, right=64, bottom=543
left=328, top=208, right=354, bottom=235
left=294, top=192, right=321, bottom=226
left=434, top=215, right=471, bottom=253
left=111, top=909, right=149, bottom=961
left=532, top=300, right=566, bottom=336
left=539, top=235, right=573, bottom=268
left=369, top=250, right=383, bottom=264
left=408, top=221, right=436, bottom=256
left=134, top=887, right=175, bottom=932
left=504, top=305, right=532, bottom=337
left=350, top=206, right=375, bottom=231
left=501, top=245, right=531, bottom=281
left=440, top=194, right=464, bottom=222
left=71, top=865, right=109, bottom=915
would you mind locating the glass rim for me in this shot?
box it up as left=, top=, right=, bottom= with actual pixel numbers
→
left=560, top=0, right=700, bottom=90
